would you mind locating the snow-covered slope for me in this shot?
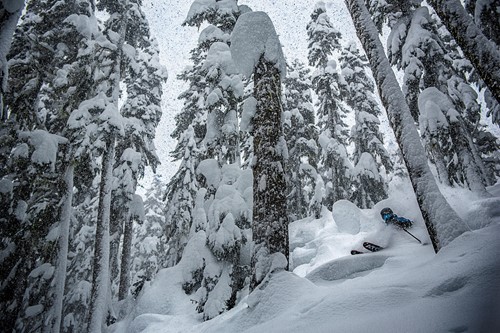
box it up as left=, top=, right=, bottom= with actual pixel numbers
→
left=114, top=181, right=500, bottom=333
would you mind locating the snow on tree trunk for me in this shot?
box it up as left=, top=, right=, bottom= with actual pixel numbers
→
left=426, top=0, right=500, bottom=106
left=0, top=0, right=24, bottom=120
left=344, top=0, right=468, bottom=252
left=118, top=215, right=133, bottom=301
left=230, top=11, right=288, bottom=290
left=88, top=137, right=115, bottom=333
left=118, top=194, right=144, bottom=302
left=51, top=163, right=74, bottom=333
left=250, top=57, right=289, bottom=289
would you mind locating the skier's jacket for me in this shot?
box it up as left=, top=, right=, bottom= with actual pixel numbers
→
left=383, top=213, right=413, bottom=229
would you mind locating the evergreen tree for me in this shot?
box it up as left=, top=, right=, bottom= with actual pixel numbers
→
left=165, top=1, right=254, bottom=320
left=373, top=1, right=491, bottom=192
left=110, top=0, right=167, bottom=303
left=464, top=0, right=500, bottom=46
left=339, top=43, right=392, bottom=208
left=0, top=1, right=100, bottom=331
left=344, top=0, right=468, bottom=252
left=231, top=10, right=289, bottom=291
left=200, top=41, right=243, bottom=164
left=164, top=1, right=243, bottom=267
left=86, top=0, right=166, bottom=329
left=130, top=176, right=167, bottom=297
left=307, top=2, right=351, bottom=209
left=425, top=0, right=500, bottom=106
left=164, top=125, right=200, bottom=267
left=0, top=0, right=24, bottom=120
left=282, top=59, right=318, bottom=220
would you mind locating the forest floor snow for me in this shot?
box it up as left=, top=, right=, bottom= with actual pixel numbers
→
left=114, top=181, right=500, bottom=333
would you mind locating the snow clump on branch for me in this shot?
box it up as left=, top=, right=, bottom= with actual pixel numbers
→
left=230, top=11, right=286, bottom=79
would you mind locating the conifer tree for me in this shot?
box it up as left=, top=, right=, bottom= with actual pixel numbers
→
left=130, top=176, right=167, bottom=297
left=425, top=0, right=500, bottom=106
left=283, top=59, right=318, bottom=220
left=0, top=0, right=24, bottom=120
left=344, top=0, right=468, bottom=252
left=0, top=1, right=100, bottom=331
left=307, top=2, right=351, bottom=209
left=339, top=43, right=392, bottom=208
left=165, top=1, right=254, bottom=320
left=371, top=1, right=491, bottom=192
left=109, top=0, right=167, bottom=302
left=164, top=1, right=243, bottom=267
left=86, top=0, right=166, bottom=329
left=231, top=10, right=289, bottom=291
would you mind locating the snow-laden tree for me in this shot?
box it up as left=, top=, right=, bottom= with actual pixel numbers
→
left=231, top=10, right=289, bottom=291
left=375, top=2, right=491, bottom=192
left=344, top=0, right=468, bottom=252
left=130, top=176, right=168, bottom=298
left=425, top=0, right=500, bottom=107
left=200, top=41, right=243, bottom=164
left=308, top=2, right=351, bottom=209
left=84, top=0, right=166, bottom=329
left=464, top=0, right=500, bottom=46
left=462, top=1, right=500, bottom=127
left=164, top=0, right=246, bottom=268
left=109, top=1, right=167, bottom=304
left=0, top=0, right=24, bottom=120
left=179, top=161, right=252, bottom=320
left=339, top=43, right=392, bottom=208
left=282, top=59, right=319, bottom=220
left=164, top=126, right=201, bottom=270
left=0, top=1, right=103, bottom=331
left=437, top=25, right=498, bottom=186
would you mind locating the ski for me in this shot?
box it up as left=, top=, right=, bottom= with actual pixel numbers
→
left=363, top=242, right=383, bottom=252
left=351, top=242, right=384, bottom=255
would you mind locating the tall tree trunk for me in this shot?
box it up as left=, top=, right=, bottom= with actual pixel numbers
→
left=344, top=0, right=468, bottom=253
left=118, top=216, right=133, bottom=301
left=0, top=2, right=23, bottom=120
left=426, top=0, right=500, bottom=106
left=51, top=163, right=74, bottom=332
left=88, top=137, right=115, bottom=333
left=251, top=58, right=289, bottom=290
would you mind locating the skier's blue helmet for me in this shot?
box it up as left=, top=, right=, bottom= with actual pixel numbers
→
left=380, top=207, right=393, bottom=221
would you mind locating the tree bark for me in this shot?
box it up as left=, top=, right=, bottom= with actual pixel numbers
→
left=426, top=0, right=500, bottom=106
left=251, top=58, right=289, bottom=290
left=0, top=4, right=23, bottom=121
left=344, top=0, right=468, bottom=253
left=51, top=163, right=74, bottom=332
left=118, top=216, right=133, bottom=301
left=88, top=137, right=115, bottom=333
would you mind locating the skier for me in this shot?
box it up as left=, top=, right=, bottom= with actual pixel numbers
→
left=351, top=207, right=415, bottom=255
left=380, top=207, right=413, bottom=230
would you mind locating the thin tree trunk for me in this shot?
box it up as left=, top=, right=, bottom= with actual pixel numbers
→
left=51, top=163, right=74, bottom=333
left=426, top=0, right=500, bottom=106
left=344, top=0, right=468, bottom=252
left=118, top=216, right=133, bottom=301
left=88, top=137, right=115, bottom=333
left=0, top=5, right=23, bottom=121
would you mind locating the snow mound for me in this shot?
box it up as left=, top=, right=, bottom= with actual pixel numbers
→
left=332, top=200, right=361, bottom=234
left=230, top=11, right=286, bottom=79
left=120, top=182, right=500, bottom=333
left=305, top=253, right=390, bottom=283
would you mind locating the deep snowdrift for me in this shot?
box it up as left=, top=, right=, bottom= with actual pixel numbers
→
left=115, top=181, right=500, bottom=333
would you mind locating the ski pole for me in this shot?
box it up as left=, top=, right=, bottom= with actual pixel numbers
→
left=403, top=229, right=421, bottom=243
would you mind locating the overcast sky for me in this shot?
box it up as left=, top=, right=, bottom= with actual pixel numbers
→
left=140, top=0, right=359, bottom=190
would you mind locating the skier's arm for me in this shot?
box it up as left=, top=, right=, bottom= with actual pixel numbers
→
left=394, top=216, right=413, bottom=229
left=385, top=215, right=412, bottom=229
